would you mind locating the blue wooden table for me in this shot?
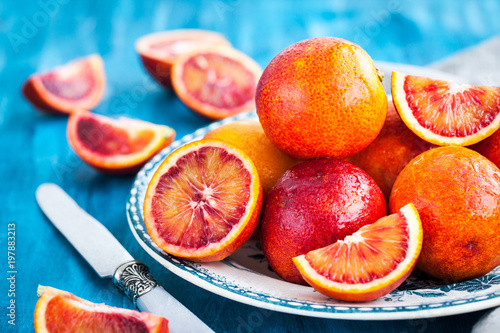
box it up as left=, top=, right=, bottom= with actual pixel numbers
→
left=2, top=1, right=500, bottom=332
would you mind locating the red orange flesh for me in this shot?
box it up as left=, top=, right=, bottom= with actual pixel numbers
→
left=392, top=71, right=500, bottom=146
left=171, top=46, right=262, bottom=119
left=136, top=29, right=231, bottom=89
left=22, top=54, right=105, bottom=114
left=293, top=203, right=422, bottom=302
left=67, top=111, right=175, bottom=175
left=143, top=139, right=263, bottom=262
left=35, top=286, right=169, bottom=333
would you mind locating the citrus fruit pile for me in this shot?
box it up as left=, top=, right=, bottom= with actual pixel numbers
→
left=35, top=286, right=169, bottom=333
left=142, top=36, right=500, bottom=304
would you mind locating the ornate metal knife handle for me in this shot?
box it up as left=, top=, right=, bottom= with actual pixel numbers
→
left=113, top=260, right=157, bottom=307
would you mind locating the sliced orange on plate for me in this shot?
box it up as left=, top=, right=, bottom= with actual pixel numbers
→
left=22, top=54, right=105, bottom=115
left=392, top=71, right=500, bottom=146
left=135, top=29, right=231, bottom=90
left=143, top=139, right=263, bottom=262
left=171, top=46, right=262, bottom=120
left=34, top=286, right=169, bottom=333
left=67, top=111, right=175, bottom=175
left=293, top=203, right=422, bottom=302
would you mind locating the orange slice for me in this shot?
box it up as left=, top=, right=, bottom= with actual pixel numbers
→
left=392, top=71, right=500, bottom=146
left=293, top=203, right=422, bottom=302
left=35, top=286, right=169, bottom=333
left=135, top=29, right=231, bottom=90
left=171, top=46, right=262, bottom=119
left=143, top=139, right=263, bottom=262
left=67, top=111, right=175, bottom=175
left=22, top=54, right=105, bottom=115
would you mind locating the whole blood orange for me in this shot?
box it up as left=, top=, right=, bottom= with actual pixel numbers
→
left=143, top=139, right=263, bottom=262
left=171, top=46, right=262, bottom=119
left=67, top=111, right=175, bottom=175
left=22, top=54, right=105, bottom=115
left=293, top=203, right=422, bottom=302
left=392, top=71, right=500, bottom=146
left=204, top=120, right=301, bottom=196
left=260, top=158, right=387, bottom=285
left=346, top=100, right=436, bottom=201
left=35, top=286, right=168, bottom=333
left=256, top=37, right=387, bottom=159
left=390, top=146, right=500, bottom=281
left=136, top=29, right=231, bottom=90
left=472, top=129, right=500, bottom=168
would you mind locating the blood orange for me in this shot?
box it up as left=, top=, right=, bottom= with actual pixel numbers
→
left=22, top=54, right=105, bottom=115
left=136, top=29, right=231, bottom=90
left=171, top=46, right=262, bottom=119
left=67, top=111, right=175, bottom=175
left=293, top=203, right=422, bottom=302
left=392, top=71, right=500, bottom=146
left=143, top=139, right=263, bottom=262
left=35, top=286, right=169, bottom=333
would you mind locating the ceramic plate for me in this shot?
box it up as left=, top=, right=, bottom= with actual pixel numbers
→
left=126, top=65, right=500, bottom=320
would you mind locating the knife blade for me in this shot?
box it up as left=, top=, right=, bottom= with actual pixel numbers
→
left=36, top=183, right=214, bottom=333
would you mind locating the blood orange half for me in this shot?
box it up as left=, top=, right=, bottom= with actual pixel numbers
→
left=67, top=111, right=175, bottom=175
left=143, top=139, right=263, bottom=262
left=171, top=46, right=262, bottom=119
left=392, top=71, right=500, bottom=146
left=35, top=286, right=168, bottom=333
left=293, top=203, right=422, bottom=302
left=22, top=54, right=105, bottom=114
left=136, top=29, right=231, bottom=90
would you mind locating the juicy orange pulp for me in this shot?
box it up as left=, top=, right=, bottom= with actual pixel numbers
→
left=35, top=286, right=168, bottom=333
left=293, top=203, right=422, bottom=302
left=404, top=76, right=500, bottom=138
left=306, top=211, right=410, bottom=284
left=151, top=146, right=252, bottom=247
left=182, top=53, right=257, bottom=109
left=144, top=139, right=263, bottom=262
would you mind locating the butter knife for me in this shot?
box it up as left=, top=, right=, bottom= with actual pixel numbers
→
left=36, top=183, right=214, bottom=333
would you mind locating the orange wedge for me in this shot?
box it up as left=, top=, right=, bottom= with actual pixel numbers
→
left=293, top=203, right=422, bottom=302
left=34, top=286, right=168, bottom=333
left=392, top=71, right=500, bottom=146
left=143, top=139, right=263, bottom=262
left=67, top=111, right=175, bottom=175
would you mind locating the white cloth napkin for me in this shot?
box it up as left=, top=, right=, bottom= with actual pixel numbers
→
left=430, top=35, right=500, bottom=86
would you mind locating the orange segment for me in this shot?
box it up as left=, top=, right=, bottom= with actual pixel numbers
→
left=143, top=139, right=263, bottom=262
left=135, top=29, right=231, bottom=90
left=22, top=54, right=105, bottom=114
left=35, top=286, right=169, bottom=333
left=293, top=203, right=422, bottom=302
left=392, top=71, right=500, bottom=146
left=171, top=46, right=262, bottom=119
left=67, top=111, right=175, bottom=175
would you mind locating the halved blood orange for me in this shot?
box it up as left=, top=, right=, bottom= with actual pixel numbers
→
left=136, top=29, right=231, bottom=90
left=34, top=286, right=168, bottom=333
left=171, top=46, right=262, bottom=119
left=67, top=111, right=175, bottom=175
left=392, top=71, right=500, bottom=146
left=293, top=203, right=422, bottom=302
left=22, top=54, right=105, bottom=115
left=143, top=139, right=263, bottom=262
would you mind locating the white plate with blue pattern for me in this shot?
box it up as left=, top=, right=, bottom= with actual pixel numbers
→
left=126, top=63, right=500, bottom=319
